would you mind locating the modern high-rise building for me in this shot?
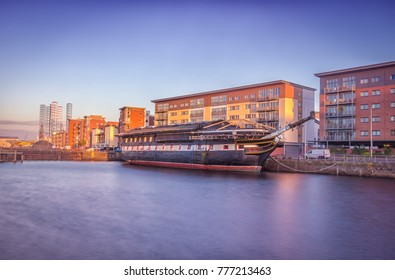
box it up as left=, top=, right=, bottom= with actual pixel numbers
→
left=315, top=61, right=395, bottom=146
left=49, top=101, right=63, bottom=133
left=151, top=80, right=317, bottom=144
left=39, top=101, right=71, bottom=139
left=66, top=103, right=73, bottom=130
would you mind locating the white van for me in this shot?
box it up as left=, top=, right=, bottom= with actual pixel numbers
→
left=305, top=149, right=331, bottom=159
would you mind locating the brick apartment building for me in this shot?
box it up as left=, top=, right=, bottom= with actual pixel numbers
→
left=118, top=107, right=146, bottom=144
left=315, top=61, right=395, bottom=147
left=68, top=115, right=106, bottom=148
left=151, top=80, right=317, bottom=144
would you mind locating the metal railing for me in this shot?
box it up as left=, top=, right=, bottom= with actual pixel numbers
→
left=280, top=154, right=395, bottom=163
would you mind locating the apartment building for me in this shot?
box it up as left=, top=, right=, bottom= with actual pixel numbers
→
left=315, top=61, right=395, bottom=146
left=152, top=80, right=316, bottom=143
left=68, top=118, right=85, bottom=148
left=68, top=115, right=106, bottom=148
left=91, top=122, right=119, bottom=149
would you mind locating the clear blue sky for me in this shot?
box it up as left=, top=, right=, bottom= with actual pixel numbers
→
left=1, top=0, right=394, bottom=139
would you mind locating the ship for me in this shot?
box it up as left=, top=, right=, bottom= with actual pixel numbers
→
left=120, top=112, right=315, bottom=172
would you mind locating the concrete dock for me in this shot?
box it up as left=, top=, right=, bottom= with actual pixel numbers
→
left=264, top=156, right=395, bottom=179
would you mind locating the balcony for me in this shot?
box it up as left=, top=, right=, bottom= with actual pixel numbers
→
left=326, top=124, right=356, bottom=130
left=325, top=112, right=356, bottom=118
left=155, top=113, right=168, bottom=120
left=211, top=101, right=227, bottom=106
left=325, top=99, right=355, bottom=105
left=258, top=117, right=279, bottom=122
left=190, top=113, right=204, bottom=118
left=255, top=106, right=279, bottom=112
left=257, top=95, right=278, bottom=102
left=324, top=85, right=356, bottom=94
left=156, top=108, right=169, bottom=113
left=190, top=104, right=204, bottom=109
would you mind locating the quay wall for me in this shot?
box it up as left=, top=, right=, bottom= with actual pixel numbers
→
left=263, top=157, right=395, bottom=179
left=1, top=149, right=123, bottom=162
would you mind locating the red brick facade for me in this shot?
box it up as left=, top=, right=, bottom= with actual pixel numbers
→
left=315, top=61, right=395, bottom=146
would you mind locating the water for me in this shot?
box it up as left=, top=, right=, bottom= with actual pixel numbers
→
left=0, top=161, right=394, bottom=260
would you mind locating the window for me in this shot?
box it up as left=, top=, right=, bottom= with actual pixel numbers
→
left=372, top=116, right=380, bottom=122
left=360, top=130, right=369, bottom=136
left=360, top=104, right=369, bottom=110
left=211, top=95, right=227, bottom=106
left=372, top=90, right=381, bottom=96
left=170, top=112, right=177, bottom=116
left=391, top=116, right=395, bottom=122
left=245, top=104, right=251, bottom=109
left=230, top=105, right=240, bottom=110
left=391, top=88, right=395, bottom=94
left=390, top=74, right=395, bottom=80
left=372, top=103, right=380, bottom=109
left=230, top=115, right=239, bottom=120
left=371, top=76, right=381, bottom=83
left=190, top=98, right=204, bottom=108
left=391, top=130, right=395, bottom=136
left=392, top=102, right=395, bottom=108
left=360, top=117, right=369, bottom=123
left=360, top=91, right=368, bottom=97
left=360, top=78, right=368, bottom=84
left=223, top=145, right=229, bottom=150
left=342, top=76, right=356, bottom=88
left=372, top=130, right=381, bottom=136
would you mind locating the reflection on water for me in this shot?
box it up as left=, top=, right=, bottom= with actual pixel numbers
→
left=0, top=161, right=394, bottom=260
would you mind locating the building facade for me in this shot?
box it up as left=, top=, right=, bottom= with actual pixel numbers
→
left=83, top=115, right=106, bottom=147
left=68, top=118, right=85, bottom=148
left=315, top=61, right=395, bottom=146
left=152, top=80, right=316, bottom=143
left=119, top=107, right=146, bottom=145
left=49, top=101, right=63, bottom=133
left=51, top=131, right=67, bottom=149
left=39, top=101, right=72, bottom=140
left=91, top=122, right=119, bottom=150
left=67, top=115, right=106, bottom=148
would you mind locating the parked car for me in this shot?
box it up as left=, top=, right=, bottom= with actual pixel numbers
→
left=305, top=149, right=331, bottom=159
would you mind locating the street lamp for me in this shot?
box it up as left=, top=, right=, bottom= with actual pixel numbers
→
left=370, top=106, right=373, bottom=158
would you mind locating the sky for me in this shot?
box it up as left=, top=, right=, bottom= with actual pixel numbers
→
left=1, top=0, right=394, bottom=139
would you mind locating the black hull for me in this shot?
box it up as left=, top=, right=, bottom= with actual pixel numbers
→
left=121, top=148, right=274, bottom=172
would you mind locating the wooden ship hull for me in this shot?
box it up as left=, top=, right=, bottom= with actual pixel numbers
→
left=120, top=112, right=315, bottom=172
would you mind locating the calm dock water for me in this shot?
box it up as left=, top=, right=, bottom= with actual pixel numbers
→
left=1, top=161, right=394, bottom=260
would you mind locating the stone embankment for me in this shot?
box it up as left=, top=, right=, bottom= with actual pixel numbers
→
left=0, top=149, right=123, bottom=162
left=264, top=156, right=395, bottom=179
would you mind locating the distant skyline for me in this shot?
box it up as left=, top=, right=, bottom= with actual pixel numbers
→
left=1, top=0, right=395, bottom=139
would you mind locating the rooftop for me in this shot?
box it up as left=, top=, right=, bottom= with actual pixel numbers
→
left=314, top=61, right=395, bottom=77
left=151, top=80, right=316, bottom=103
